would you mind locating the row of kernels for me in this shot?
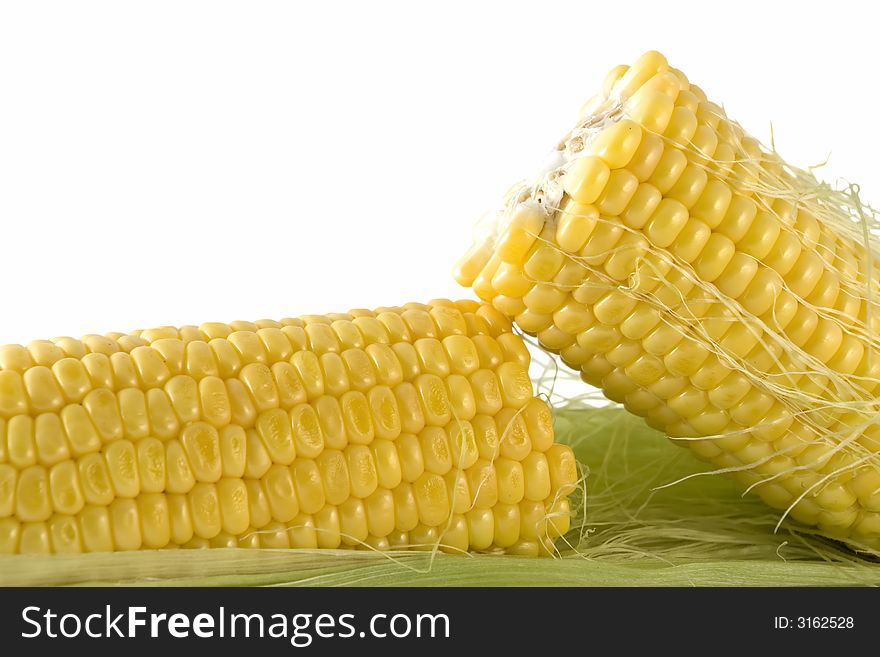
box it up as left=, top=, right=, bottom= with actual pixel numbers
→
left=1, top=348, right=533, bottom=452
left=3, top=425, right=237, bottom=521
left=214, top=495, right=572, bottom=553
left=0, top=334, right=146, bottom=370
left=241, top=451, right=574, bottom=543
left=0, top=479, right=248, bottom=553
left=243, top=419, right=569, bottom=517
left=0, top=303, right=511, bottom=379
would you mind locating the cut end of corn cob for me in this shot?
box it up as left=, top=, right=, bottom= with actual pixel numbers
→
left=0, top=300, right=577, bottom=555
left=455, top=50, right=880, bottom=550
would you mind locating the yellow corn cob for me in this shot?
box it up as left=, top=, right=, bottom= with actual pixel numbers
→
left=0, top=300, right=576, bottom=555
left=456, top=51, right=880, bottom=549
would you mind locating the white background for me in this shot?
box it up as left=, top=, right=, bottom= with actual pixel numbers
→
left=1, top=0, right=877, bottom=344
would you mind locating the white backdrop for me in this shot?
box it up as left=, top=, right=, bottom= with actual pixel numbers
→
left=1, top=0, right=877, bottom=344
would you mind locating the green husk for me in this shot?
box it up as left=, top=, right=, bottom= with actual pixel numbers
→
left=1, top=403, right=877, bottom=586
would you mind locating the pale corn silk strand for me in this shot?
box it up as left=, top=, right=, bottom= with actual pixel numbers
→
left=456, top=50, right=880, bottom=553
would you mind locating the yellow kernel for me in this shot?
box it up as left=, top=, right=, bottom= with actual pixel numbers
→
left=466, top=508, right=494, bottom=550
left=290, top=351, right=324, bottom=400
left=0, top=517, right=21, bottom=553
left=110, top=352, right=139, bottom=388
left=367, top=386, right=401, bottom=440
left=648, top=147, right=688, bottom=194
left=315, top=505, right=342, bottom=549
left=339, top=497, right=369, bottom=546
left=137, top=437, right=166, bottom=493
left=49, top=514, right=83, bottom=554
left=52, top=358, right=92, bottom=403
left=165, top=438, right=196, bottom=494
left=291, top=459, right=325, bottom=514
left=48, top=460, right=83, bottom=515
left=23, top=366, right=64, bottom=413
left=180, top=422, right=223, bottom=483
left=715, top=252, right=759, bottom=299
left=643, top=198, right=689, bottom=247
left=188, top=482, right=222, bottom=539
left=240, top=362, right=280, bottom=412
left=104, top=439, right=140, bottom=497
left=118, top=388, right=150, bottom=440
left=556, top=200, right=599, bottom=252
left=365, top=487, right=395, bottom=537
left=77, top=452, right=113, bottom=506
left=164, top=375, right=200, bottom=425
left=593, top=290, right=638, bottom=326
left=137, top=493, right=171, bottom=548
left=20, top=522, right=51, bottom=554
left=596, top=168, right=639, bottom=216
left=667, top=164, right=708, bottom=209
left=620, top=182, right=662, bottom=229
left=519, top=499, right=548, bottom=540
left=185, top=341, right=220, bottom=378
left=693, top=233, right=736, bottom=282
left=669, top=218, right=711, bottom=263
left=413, top=373, right=451, bottom=427
left=392, top=482, right=419, bottom=532
left=589, top=119, right=643, bottom=169
left=447, top=419, right=479, bottom=469
left=439, top=514, right=469, bottom=554
left=613, top=51, right=668, bottom=98
left=395, top=433, right=424, bottom=484
left=0, top=345, right=33, bottom=372
left=690, top=124, right=718, bottom=165
left=253, top=408, right=295, bottom=466
left=496, top=458, right=525, bottom=504
left=562, top=156, right=611, bottom=205
left=492, top=503, right=521, bottom=548
left=619, top=305, right=660, bottom=341
left=496, top=362, right=532, bottom=409
left=341, top=348, right=377, bottom=391
left=663, top=105, right=697, bottom=147
left=417, top=426, right=451, bottom=476
left=546, top=498, right=571, bottom=538
left=198, top=376, right=231, bottom=428
left=376, top=312, right=412, bottom=343
left=627, top=88, right=675, bottom=133
left=365, top=344, right=404, bottom=388
left=0, top=370, right=29, bottom=418
left=34, top=413, right=69, bottom=466
left=262, top=464, right=299, bottom=523
left=109, top=498, right=142, bottom=550
left=346, top=444, right=378, bottom=498
left=691, top=179, right=733, bottom=228
left=81, top=352, right=113, bottom=389
left=228, top=331, right=268, bottom=364
left=272, top=361, right=307, bottom=409
left=413, top=472, right=450, bottom=527
left=353, top=316, right=390, bottom=345
left=547, top=444, right=578, bottom=496
left=429, top=305, right=467, bottom=338
left=130, top=346, right=170, bottom=388
left=226, top=378, right=257, bottom=428
left=146, top=388, right=179, bottom=440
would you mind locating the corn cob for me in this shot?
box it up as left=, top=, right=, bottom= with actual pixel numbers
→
left=455, top=51, right=880, bottom=549
left=0, top=300, right=576, bottom=555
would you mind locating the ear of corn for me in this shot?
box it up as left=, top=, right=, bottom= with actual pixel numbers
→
left=0, top=300, right=576, bottom=555
left=456, top=50, right=880, bottom=549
